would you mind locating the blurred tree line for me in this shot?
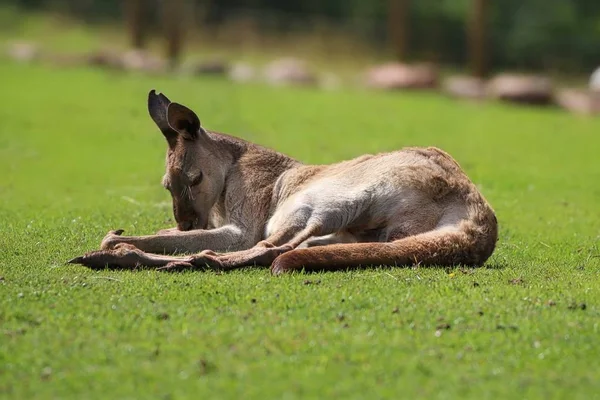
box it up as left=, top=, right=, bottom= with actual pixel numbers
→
left=3, top=0, right=600, bottom=73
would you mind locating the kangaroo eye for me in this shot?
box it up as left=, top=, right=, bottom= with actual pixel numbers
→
left=190, top=172, right=203, bottom=187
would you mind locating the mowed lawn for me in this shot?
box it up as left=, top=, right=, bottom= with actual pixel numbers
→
left=0, top=61, right=599, bottom=399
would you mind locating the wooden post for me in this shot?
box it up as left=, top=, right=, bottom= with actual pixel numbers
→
left=468, top=0, right=488, bottom=78
left=125, top=0, right=146, bottom=49
left=163, top=0, right=184, bottom=68
left=388, top=0, right=410, bottom=61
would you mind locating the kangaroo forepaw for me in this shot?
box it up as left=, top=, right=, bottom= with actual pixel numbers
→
left=100, top=229, right=126, bottom=250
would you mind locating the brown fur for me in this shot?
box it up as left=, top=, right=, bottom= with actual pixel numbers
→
left=69, top=90, right=498, bottom=274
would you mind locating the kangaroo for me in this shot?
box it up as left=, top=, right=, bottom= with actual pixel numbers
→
left=69, top=90, right=498, bottom=274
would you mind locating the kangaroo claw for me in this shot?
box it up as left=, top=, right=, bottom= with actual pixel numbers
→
left=67, top=256, right=84, bottom=265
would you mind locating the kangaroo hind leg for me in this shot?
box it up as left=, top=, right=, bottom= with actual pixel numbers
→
left=183, top=197, right=355, bottom=271
left=184, top=222, right=324, bottom=271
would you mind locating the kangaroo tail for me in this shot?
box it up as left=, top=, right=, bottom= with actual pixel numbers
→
left=271, top=223, right=497, bottom=275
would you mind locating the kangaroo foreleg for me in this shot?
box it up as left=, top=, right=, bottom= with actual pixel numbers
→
left=100, top=225, right=249, bottom=254
left=155, top=227, right=180, bottom=235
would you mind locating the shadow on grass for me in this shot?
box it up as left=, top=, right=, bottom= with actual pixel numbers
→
left=69, top=256, right=507, bottom=274
left=291, top=263, right=509, bottom=276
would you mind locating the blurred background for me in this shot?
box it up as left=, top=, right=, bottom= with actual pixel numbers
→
left=2, top=0, right=600, bottom=113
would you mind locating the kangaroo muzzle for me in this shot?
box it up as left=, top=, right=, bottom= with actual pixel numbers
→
left=177, top=220, right=194, bottom=231
left=173, top=199, right=201, bottom=231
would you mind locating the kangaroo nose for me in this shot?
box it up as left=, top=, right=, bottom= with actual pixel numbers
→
left=178, top=221, right=193, bottom=231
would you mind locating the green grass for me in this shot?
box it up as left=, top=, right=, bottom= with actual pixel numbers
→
left=0, top=61, right=599, bottom=400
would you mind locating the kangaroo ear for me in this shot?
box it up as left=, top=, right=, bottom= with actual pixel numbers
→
left=166, top=102, right=202, bottom=140
left=148, top=89, right=177, bottom=146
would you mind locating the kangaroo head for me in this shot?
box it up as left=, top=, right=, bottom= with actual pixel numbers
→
left=147, top=90, right=230, bottom=231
